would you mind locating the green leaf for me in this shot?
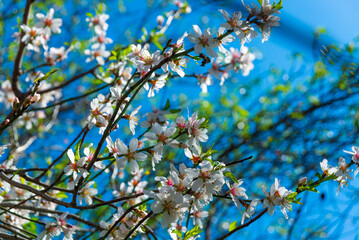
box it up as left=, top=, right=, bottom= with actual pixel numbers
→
left=74, top=140, right=82, bottom=161
left=153, top=40, right=163, bottom=51
left=183, top=225, right=202, bottom=240
left=56, top=192, right=68, bottom=199
left=86, top=12, right=93, bottom=18
left=272, top=0, right=283, bottom=10
left=164, top=99, right=171, bottom=111
left=34, top=69, right=58, bottom=83
left=286, top=192, right=297, bottom=200
left=224, top=172, right=239, bottom=184
left=229, top=221, right=237, bottom=232
left=172, top=229, right=183, bottom=238
left=257, top=0, right=263, bottom=5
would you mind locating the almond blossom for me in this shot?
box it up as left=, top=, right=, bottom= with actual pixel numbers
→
left=37, top=222, right=61, bottom=240
left=86, top=14, right=109, bottom=34
left=218, top=9, right=248, bottom=40
left=35, top=8, right=63, bottom=35
left=79, top=181, right=98, bottom=205
left=343, top=145, right=359, bottom=163
left=188, top=25, right=218, bottom=58
left=84, top=46, right=110, bottom=65
left=195, top=74, right=213, bottom=93
left=115, top=138, right=147, bottom=173
left=226, top=180, right=248, bottom=210
left=64, top=149, right=89, bottom=187
left=216, top=27, right=236, bottom=53
left=145, top=188, right=190, bottom=228
left=123, top=105, right=141, bottom=135
left=144, top=73, right=168, bottom=97
left=241, top=199, right=260, bottom=224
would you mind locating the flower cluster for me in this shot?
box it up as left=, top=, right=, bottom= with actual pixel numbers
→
left=38, top=213, right=75, bottom=240
left=146, top=160, right=226, bottom=229
left=19, top=8, right=59, bottom=51
left=85, top=12, right=112, bottom=65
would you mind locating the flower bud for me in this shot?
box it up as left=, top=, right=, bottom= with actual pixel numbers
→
left=298, top=177, right=307, bottom=186
left=156, top=15, right=164, bottom=27
left=12, top=97, right=20, bottom=110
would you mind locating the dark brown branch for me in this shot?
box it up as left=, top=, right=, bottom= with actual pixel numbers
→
left=11, top=0, right=36, bottom=99
left=216, top=208, right=267, bottom=240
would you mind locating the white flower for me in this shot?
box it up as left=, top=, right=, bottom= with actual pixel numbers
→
left=146, top=189, right=189, bottom=228
left=84, top=46, right=110, bottom=65
left=262, top=178, right=292, bottom=219
left=185, top=160, right=225, bottom=196
left=187, top=25, right=218, bottom=58
left=37, top=223, right=61, bottom=240
left=44, top=47, right=69, bottom=64
left=20, top=25, right=46, bottom=51
left=64, top=149, right=89, bottom=186
left=191, top=206, right=208, bottom=229
left=87, top=95, right=112, bottom=129
left=90, top=33, right=113, bottom=49
left=21, top=25, right=43, bottom=43
left=241, top=199, right=259, bottom=224
left=106, top=136, right=121, bottom=159
left=84, top=144, right=105, bottom=170
left=115, top=138, right=147, bottom=173
left=186, top=112, right=208, bottom=148
left=225, top=46, right=255, bottom=76
left=0, top=80, right=16, bottom=109
left=195, top=74, right=213, bottom=93
left=168, top=58, right=189, bottom=78
left=135, top=49, right=163, bottom=72
left=141, top=106, right=169, bottom=128
left=261, top=15, right=280, bottom=43
left=56, top=213, right=76, bottom=239
left=218, top=9, right=249, bottom=40
left=86, top=14, right=109, bottom=34
left=226, top=180, right=248, bottom=210
left=320, top=159, right=338, bottom=176
left=144, top=122, right=178, bottom=149
left=144, top=73, right=168, bottom=97
left=35, top=8, right=62, bottom=35
left=216, top=27, right=236, bottom=53
left=123, top=106, right=141, bottom=135
left=335, top=157, right=352, bottom=193
left=79, top=181, right=98, bottom=205
left=208, top=60, right=229, bottom=86
left=343, top=146, right=359, bottom=163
